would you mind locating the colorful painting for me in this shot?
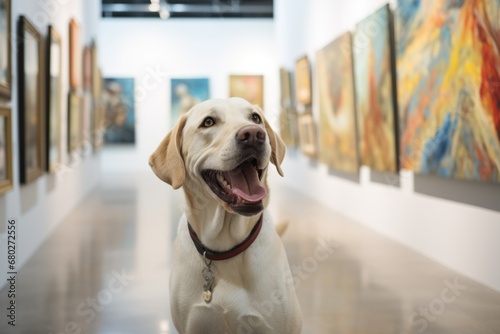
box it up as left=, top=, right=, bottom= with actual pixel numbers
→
left=317, top=32, right=359, bottom=174
left=171, top=78, right=209, bottom=126
left=18, top=16, right=44, bottom=184
left=0, top=0, right=11, bottom=98
left=229, top=75, right=264, bottom=108
left=294, top=56, right=312, bottom=106
left=397, top=0, right=500, bottom=182
left=103, top=78, right=135, bottom=144
left=353, top=5, right=398, bottom=173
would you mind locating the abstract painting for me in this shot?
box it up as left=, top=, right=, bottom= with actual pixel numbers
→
left=294, top=56, right=312, bottom=106
left=317, top=32, right=359, bottom=174
left=18, top=16, right=44, bottom=184
left=46, top=26, right=62, bottom=172
left=0, top=0, right=11, bottom=98
left=171, top=78, right=209, bottom=126
left=103, top=78, right=135, bottom=144
left=353, top=5, right=398, bottom=173
left=229, top=75, right=264, bottom=108
left=397, top=0, right=500, bottom=183
left=0, top=106, right=12, bottom=195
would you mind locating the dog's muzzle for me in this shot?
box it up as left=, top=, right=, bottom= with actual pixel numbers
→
left=202, top=125, right=269, bottom=216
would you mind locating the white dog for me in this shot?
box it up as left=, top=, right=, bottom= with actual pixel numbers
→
left=149, top=98, right=302, bottom=334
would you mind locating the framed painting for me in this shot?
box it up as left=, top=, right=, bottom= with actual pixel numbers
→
left=294, top=56, right=312, bottom=106
left=46, top=26, right=62, bottom=173
left=82, top=92, right=92, bottom=151
left=18, top=16, right=44, bottom=184
left=103, top=78, right=135, bottom=144
left=91, top=41, right=102, bottom=99
left=397, top=0, right=500, bottom=183
left=93, top=100, right=105, bottom=151
left=69, top=18, right=81, bottom=89
left=353, top=5, right=399, bottom=173
left=83, top=46, right=92, bottom=92
left=0, top=0, right=11, bottom=99
left=171, top=78, right=209, bottom=126
left=297, top=113, right=317, bottom=157
left=280, top=106, right=299, bottom=148
left=68, top=92, right=82, bottom=154
left=279, top=68, right=292, bottom=107
left=317, top=32, right=359, bottom=174
left=229, top=75, right=264, bottom=108
left=0, top=106, right=12, bottom=195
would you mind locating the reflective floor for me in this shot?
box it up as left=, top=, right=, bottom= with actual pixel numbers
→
left=1, top=173, right=500, bottom=334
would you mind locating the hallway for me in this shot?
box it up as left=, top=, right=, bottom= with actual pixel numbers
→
left=1, top=173, right=499, bottom=334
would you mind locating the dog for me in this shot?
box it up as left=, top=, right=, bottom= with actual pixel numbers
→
left=149, top=97, right=302, bottom=334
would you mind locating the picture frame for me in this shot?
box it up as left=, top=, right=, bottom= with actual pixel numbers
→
left=297, top=113, right=317, bottom=157
left=279, top=68, right=292, bottom=107
left=171, top=78, right=210, bottom=126
left=46, top=25, right=62, bottom=173
left=0, top=105, right=13, bottom=195
left=294, top=56, right=312, bottom=106
left=18, top=16, right=44, bottom=184
left=0, top=0, right=11, bottom=99
left=83, top=45, right=92, bottom=92
left=68, top=92, right=82, bottom=155
left=69, top=18, right=81, bottom=89
left=229, top=75, right=264, bottom=108
left=91, top=40, right=101, bottom=99
left=103, top=77, right=136, bottom=145
left=93, top=100, right=104, bottom=151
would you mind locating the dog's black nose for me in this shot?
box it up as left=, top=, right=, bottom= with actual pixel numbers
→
left=236, top=125, right=266, bottom=147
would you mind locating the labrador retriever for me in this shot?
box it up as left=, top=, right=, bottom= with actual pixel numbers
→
left=149, top=97, right=302, bottom=334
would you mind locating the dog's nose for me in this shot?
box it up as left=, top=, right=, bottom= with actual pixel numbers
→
left=236, top=125, right=266, bottom=147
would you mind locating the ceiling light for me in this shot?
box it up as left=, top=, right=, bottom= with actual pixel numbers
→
left=159, top=9, right=170, bottom=19
left=148, top=3, right=160, bottom=11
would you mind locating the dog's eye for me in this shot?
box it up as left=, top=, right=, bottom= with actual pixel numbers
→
left=251, top=113, right=262, bottom=124
left=201, top=117, right=215, bottom=128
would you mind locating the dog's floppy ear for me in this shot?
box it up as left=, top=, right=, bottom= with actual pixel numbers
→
left=149, top=116, right=187, bottom=189
left=263, top=116, right=286, bottom=177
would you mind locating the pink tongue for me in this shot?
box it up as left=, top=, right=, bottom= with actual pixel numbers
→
left=226, top=162, right=266, bottom=203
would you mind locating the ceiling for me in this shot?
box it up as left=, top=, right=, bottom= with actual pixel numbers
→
left=101, top=0, right=274, bottom=19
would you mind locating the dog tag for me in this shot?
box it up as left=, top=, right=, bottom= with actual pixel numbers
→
left=202, top=266, right=214, bottom=303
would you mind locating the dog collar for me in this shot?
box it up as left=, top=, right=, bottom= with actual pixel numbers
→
left=187, top=214, right=263, bottom=261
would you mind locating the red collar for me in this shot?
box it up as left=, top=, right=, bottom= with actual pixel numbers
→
left=187, top=214, right=263, bottom=261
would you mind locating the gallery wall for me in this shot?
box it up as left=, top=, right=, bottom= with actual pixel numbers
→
left=98, top=18, right=278, bottom=173
left=0, top=0, right=101, bottom=289
left=275, top=0, right=500, bottom=292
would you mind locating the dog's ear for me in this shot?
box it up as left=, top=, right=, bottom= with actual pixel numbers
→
left=149, top=116, right=187, bottom=189
left=263, top=116, right=286, bottom=177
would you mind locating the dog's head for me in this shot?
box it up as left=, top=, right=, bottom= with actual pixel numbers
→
left=149, top=97, right=286, bottom=216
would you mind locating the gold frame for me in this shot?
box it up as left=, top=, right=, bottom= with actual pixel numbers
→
left=46, top=25, right=62, bottom=173
left=0, top=105, right=13, bottom=195
left=294, top=55, right=312, bottom=106
left=0, top=0, right=11, bottom=98
left=298, top=113, right=317, bottom=157
left=18, top=16, right=44, bottom=184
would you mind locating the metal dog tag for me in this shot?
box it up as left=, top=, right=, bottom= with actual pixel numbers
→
left=202, top=265, right=214, bottom=303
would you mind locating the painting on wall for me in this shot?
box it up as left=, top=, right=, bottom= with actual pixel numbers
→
left=353, top=5, right=398, bottom=173
left=297, top=113, right=317, bottom=157
left=68, top=92, right=81, bottom=155
left=294, top=56, right=312, bottom=106
left=46, top=26, right=62, bottom=173
left=229, top=75, right=264, bottom=108
left=18, top=16, right=44, bottom=184
left=171, top=78, right=209, bottom=127
left=0, top=106, right=12, bottom=195
left=280, top=107, right=299, bottom=148
left=103, top=78, right=135, bottom=144
left=69, top=18, right=81, bottom=89
left=397, top=0, right=500, bottom=183
left=316, top=32, right=359, bottom=174
left=280, top=68, right=293, bottom=107
left=0, top=0, right=11, bottom=99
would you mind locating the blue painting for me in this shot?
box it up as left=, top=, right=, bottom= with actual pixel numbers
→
left=103, top=78, right=135, bottom=144
left=171, top=78, right=210, bottom=127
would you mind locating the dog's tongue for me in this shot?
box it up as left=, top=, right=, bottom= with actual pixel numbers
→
left=226, top=162, right=266, bottom=203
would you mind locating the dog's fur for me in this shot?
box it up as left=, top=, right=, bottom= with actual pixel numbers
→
left=150, top=98, right=302, bottom=334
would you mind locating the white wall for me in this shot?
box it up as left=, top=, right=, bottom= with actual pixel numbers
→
left=275, top=0, right=500, bottom=292
left=98, top=18, right=278, bottom=173
left=0, top=0, right=102, bottom=288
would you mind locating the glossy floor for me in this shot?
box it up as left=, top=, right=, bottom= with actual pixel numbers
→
left=1, top=173, right=499, bottom=334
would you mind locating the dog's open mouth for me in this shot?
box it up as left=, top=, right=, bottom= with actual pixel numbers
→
left=202, top=158, right=266, bottom=216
